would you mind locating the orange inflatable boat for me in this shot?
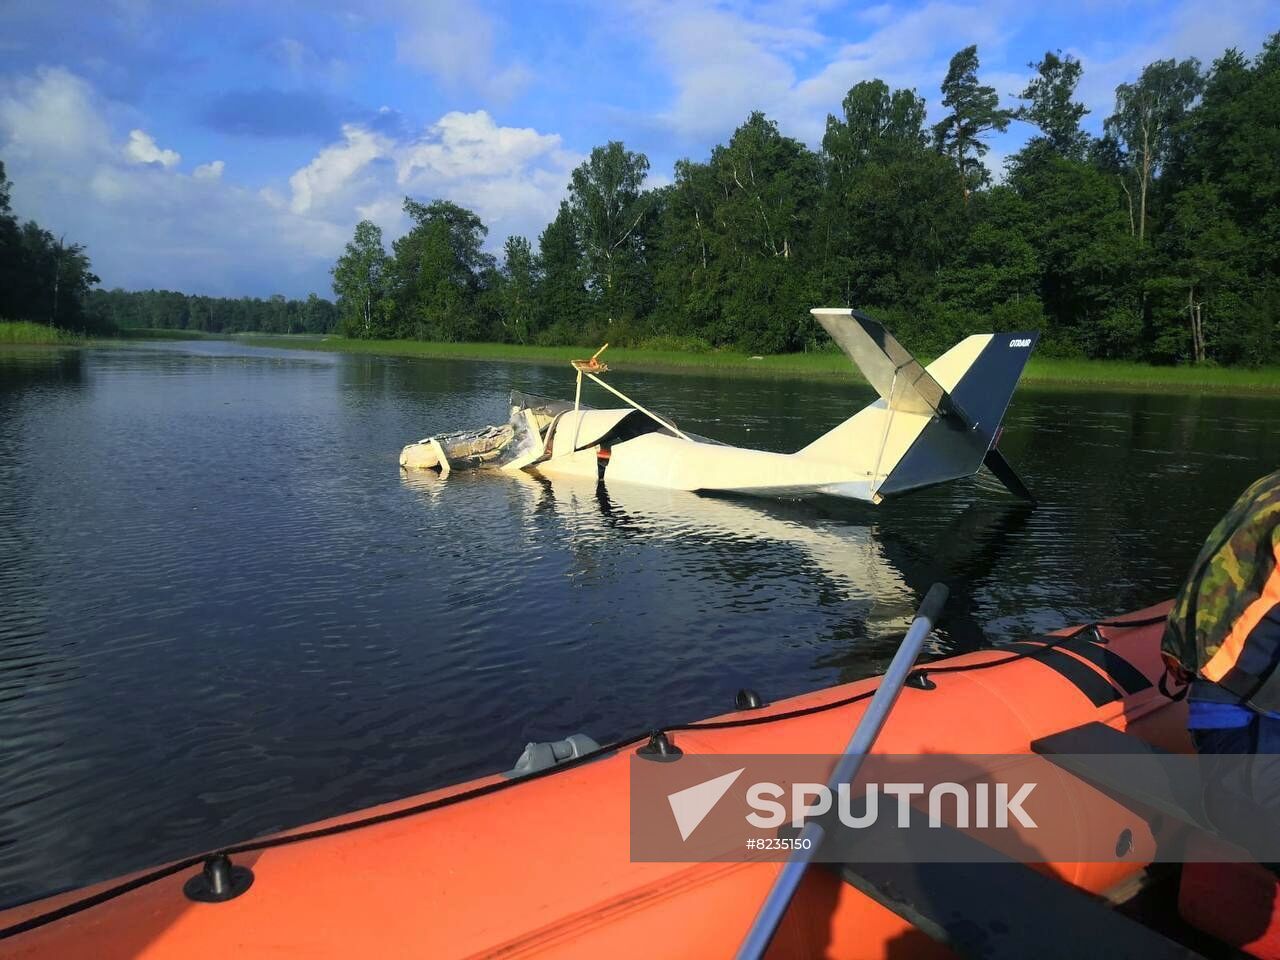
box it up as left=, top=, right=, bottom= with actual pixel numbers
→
left=0, top=603, right=1198, bottom=959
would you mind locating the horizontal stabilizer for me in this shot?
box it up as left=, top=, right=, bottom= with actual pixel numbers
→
left=811, top=309, right=958, bottom=419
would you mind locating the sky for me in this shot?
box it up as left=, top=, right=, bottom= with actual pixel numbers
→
left=0, top=0, right=1276, bottom=299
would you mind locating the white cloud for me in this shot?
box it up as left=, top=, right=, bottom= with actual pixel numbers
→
left=391, top=0, right=532, bottom=99
left=273, top=36, right=311, bottom=72
left=287, top=123, right=389, bottom=214
left=397, top=111, right=565, bottom=182
left=193, top=159, right=224, bottom=180
left=630, top=0, right=823, bottom=141
left=789, top=2, right=1017, bottom=141
left=124, top=128, right=180, bottom=167
left=623, top=0, right=1021, bottom=145
left=353, top=194, right=405, bottom=230
left=88, top=166, right=131, bottom=204
left=392, top=111, right=580, bottom=243
left=285, top=109, right=580, bottom=251
left=0, top=66, right=112, bottom=160
left=0, top=67, right=346, bottom=296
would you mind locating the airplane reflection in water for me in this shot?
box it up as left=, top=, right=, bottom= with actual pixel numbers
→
left=400, top=466, right=1032, bottom=669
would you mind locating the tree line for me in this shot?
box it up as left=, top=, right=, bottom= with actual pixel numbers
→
left=0, top=160, right=103, bottom=332
left=83, top=288, right=339, bottom=335
left=333, top=37, right=1280, bottom=366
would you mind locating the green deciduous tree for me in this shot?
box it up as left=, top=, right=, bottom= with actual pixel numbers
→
left=824, top=80, right=927, bottom=176
left=933, top=187, right=1041, bottom=331
left=301, top=292, right=338, bottom=333
left=390, top=198, right=495, bottom=341
left=536, top=201, right=592, bottom=344
left=822, top=87, right=963, bottom=332
left=647, top=112, right=828, bottom=352
left=567, top=142, right=653, bottom=324
left=1182, top=41, right=1280, bottom=297
left=1148, top=182, right=1252, bottom=363
left=496, top=235, right=539, bottom=344
left=647, top=164, right=721, bottom=344
left=1007, top=153, right=1139, bottom=357
left=331, top=220, right=390, bottom=338
left=1104, top=57, right=1203, bottom=243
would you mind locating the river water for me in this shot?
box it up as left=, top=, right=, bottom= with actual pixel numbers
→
left=0, top=339, right=1275, bottom=905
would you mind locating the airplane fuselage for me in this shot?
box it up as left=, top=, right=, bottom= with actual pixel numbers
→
left=528, top=411, right=894, bottom=501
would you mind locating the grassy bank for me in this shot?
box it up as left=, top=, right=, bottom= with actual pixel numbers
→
left=2, top=324, right=235, bottom=346
left=0, top=321, right=84, bottom=345
left=113, top=327, right=219, bottom=340
left=1022, top=358, right=1280, bottom=392
left=241, top=334, right=1280, bottom=394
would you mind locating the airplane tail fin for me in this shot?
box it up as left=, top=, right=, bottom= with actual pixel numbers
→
left=806, top=309, right=1037, bottom=501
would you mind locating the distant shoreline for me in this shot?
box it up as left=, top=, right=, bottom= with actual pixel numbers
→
left=4, top=323, right=1278, bottom=394
left=238, top=334, right=1280, bottom=395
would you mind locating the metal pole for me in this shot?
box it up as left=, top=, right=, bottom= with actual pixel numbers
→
left=870, top=370, right=897, bottom=498
left=735, top=582, right=949, bottom=960
left=583, top=372, right=694, bottom=442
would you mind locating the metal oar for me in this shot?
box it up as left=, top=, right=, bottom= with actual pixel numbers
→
left=735, top=582, right=949, bottom=960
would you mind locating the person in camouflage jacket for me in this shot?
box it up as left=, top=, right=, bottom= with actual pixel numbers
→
left=1163, top=469, right=1280, bottom=749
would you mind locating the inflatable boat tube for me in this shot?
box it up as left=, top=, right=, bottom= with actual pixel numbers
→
left=0, top=603, right=1190, bottom=959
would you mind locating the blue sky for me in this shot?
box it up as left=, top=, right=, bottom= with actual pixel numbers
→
left=1, top=0, right=1275, bottom=298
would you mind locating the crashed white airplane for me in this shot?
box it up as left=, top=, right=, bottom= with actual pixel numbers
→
left=400, top=309, right=1039, bottom=504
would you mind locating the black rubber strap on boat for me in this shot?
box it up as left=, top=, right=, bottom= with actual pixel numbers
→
left=1000, top=642, right=1122, bottom=707
left=1051, top=635, right=1152, bottom=695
